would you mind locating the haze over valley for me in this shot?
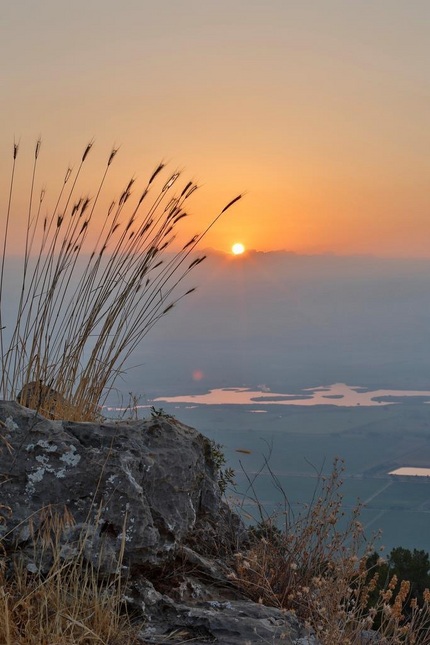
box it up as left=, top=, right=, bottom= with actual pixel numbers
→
left=105, top=250, right=430, bottom=553
left=123, top=250, right=430, bottom=396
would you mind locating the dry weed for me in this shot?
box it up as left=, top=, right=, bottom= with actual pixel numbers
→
left=232, top=458, right=430, bottom=644
left=0, top=506, right=141, bottom=644
left=0, top=139, right=241, bottom=420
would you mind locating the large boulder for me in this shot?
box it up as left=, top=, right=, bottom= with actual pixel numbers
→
left=0, top=401, right=318, bottom=644
left=0, top=401, right=231, bottom=570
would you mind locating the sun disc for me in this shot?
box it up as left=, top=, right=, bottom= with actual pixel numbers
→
left=232, top=242, right=245, bottom=255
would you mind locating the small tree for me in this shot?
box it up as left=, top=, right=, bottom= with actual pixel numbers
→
left=367, top=547, right=430, bottom=616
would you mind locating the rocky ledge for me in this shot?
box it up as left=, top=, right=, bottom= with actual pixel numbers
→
left=0, top=401, right=317, bottom=644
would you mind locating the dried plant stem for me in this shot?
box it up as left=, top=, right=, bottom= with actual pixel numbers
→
left=233, top=458, right=430, bottom=644
left=1, top=139, right=242, bottom=420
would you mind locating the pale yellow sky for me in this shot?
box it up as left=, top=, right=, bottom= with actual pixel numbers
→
left=2, top=1, right=430, bottom=256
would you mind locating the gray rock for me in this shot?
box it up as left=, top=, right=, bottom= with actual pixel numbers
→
left=0, top=401, right=228, bottom=570
left=139, top=597, right=312, bottom=644
left=0, top=400, right=319, bottom=644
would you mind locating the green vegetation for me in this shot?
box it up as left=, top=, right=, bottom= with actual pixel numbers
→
left=366, top=547, right=430, bottom=626
left=206, top=439, right=236, bottom=494
left=150, top=405, right=175, bottom=421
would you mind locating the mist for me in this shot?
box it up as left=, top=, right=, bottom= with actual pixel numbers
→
left=114, top=251, right=430, bottom=402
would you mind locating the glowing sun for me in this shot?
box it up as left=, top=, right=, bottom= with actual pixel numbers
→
left=232, top=242, right=245, bottom=255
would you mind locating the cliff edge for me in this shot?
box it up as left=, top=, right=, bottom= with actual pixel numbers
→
left=0, top=401, right=317, bottom=644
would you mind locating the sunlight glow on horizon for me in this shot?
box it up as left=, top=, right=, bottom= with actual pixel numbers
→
left=231, top=242, right=245, bottom=255
left=2, top=2, right=430, bottom=257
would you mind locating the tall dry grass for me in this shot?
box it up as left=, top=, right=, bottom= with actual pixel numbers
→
left=0, top=506, right=141, bottom=644
left=0, top=139, right=241, bottom=420
left=231, top=458, right=430, bottom=644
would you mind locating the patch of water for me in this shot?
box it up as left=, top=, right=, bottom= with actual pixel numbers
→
left=153, top=382, right=430, bottom=407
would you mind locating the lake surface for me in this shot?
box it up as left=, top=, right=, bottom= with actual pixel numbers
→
left=389, top=467, right=430, bottom=477
left=154, top=382, right=430, bottom=407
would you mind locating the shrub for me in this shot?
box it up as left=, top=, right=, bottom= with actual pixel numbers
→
left=0, top=139, right=241, bottom=421
left=231, top=458, right=430, bottom=644
left=365, top=547, right=430, bottom=632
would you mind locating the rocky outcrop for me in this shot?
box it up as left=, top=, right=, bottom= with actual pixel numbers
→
left=0, top=401, right=317, bottom=644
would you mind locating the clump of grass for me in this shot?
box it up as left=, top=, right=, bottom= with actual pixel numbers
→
left=0, top=506, right=141, bottom=645
left=0, top=139, right=241, bottom=420
left=231, top=458, right=430, bottom=643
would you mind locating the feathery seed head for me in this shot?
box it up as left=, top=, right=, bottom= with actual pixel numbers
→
left=107, top=147, right=119, bottom=166
left=138, top=188, right=148, bottom=205
left=82, top=141, right=93, bottom=162
left=221, top=194, right=242, bottom=214
left=148, top=163, right=165, bottom=185
left=35, top=138, right=41, bottom=159
left=183, top=234, right=198, bottom=250
left=173, top=212, right=188, bottom=224
left=80, top=197, right=90, bottom=216
left=188, top=256, right=206, bottom=269
left=185, top=184, right=198, bottom=198
left=162, top=172, right=180, bottom=192
left=181, top=181, right=193, bottom=197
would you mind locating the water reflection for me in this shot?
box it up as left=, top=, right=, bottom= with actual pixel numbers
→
left=154, top=382, right=430, bottom=407
left=389, top=467, right=430, bottom=477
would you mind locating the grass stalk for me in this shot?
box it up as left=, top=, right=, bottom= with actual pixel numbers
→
left=0, top=139, right=241, bottom=420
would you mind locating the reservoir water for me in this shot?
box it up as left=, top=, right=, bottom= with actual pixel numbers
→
left=154, top=382, right=430, bottom=407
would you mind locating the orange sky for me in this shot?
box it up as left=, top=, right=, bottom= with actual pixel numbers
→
left=2, top=1, right=430, bottom=257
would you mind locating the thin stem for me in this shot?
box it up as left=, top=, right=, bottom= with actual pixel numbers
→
left=0, top=141, right=19, bottom=395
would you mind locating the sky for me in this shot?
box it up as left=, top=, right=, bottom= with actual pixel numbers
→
left=2, top=1, right=430, bottom=257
